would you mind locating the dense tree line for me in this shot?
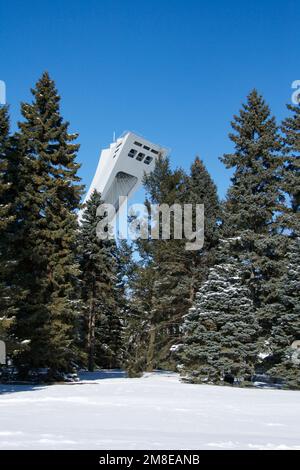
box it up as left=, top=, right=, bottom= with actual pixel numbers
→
left=179, top=91, right=299, bottom=388
left=0, top=73, right=124, bottom=379
left=0, top=74, right=299, bottom=388
left=122, top=155, right=220, bottom=374
left=124, top=90, right=300, bottom=389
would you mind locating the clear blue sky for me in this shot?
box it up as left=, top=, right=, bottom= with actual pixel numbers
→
left=1, top=0, right=299, bottom=199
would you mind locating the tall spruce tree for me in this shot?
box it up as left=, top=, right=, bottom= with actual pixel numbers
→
left=14, top=72, right=83, bottom=374
left=221, top=90, right=283, bottom=235
left=122, top=156, right=187, bottom=373
left=0, top=106, right=20, bottom=349
left=180, top=238, right=259, bottom=385
left=0, top=106, right=29, bottom=362
left=280, top=99, right=300, bottom=233
left=183, top=157, right=220, bottom=300
left=265, top=100, right=300, bottom=386
left=78, top=190, right=122, bottom=371
left=0, top=106, right=15, bottom=321
left=220, top=90, right=286, bottom=350
left=142, top=156, right=190, bottom=370
left=268, top=237, right=300, bottom=388
left=125, top=155, right=220, bottom=373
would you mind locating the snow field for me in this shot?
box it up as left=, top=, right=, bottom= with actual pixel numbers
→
left=0, top=370, right=299, bottom=450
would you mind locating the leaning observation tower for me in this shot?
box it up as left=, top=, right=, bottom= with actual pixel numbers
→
left=83, top=131, right=169, bottom=212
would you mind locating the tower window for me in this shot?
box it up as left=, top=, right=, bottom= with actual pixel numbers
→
left=136, top=152, right=145, bottom=162
left=134, top=141, right=142, bottom=147
left=128, top=149, right=137, bottom=158
left=143, top=145, right=150, bottom=150
left=151, top=149, right=159, bottom=155
left=144, top=156, right=153, bottom=165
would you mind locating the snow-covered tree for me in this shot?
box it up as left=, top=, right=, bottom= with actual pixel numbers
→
left=180, top=239, right=259, bottom=385
left=267, top=237, right=300, bottom=388
left=220, top=90, right=287, bottom=356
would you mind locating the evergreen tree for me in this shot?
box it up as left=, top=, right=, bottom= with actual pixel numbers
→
left=122, top=156, right=185, bottom=374
left=220, top=90, right=286, bottom=345
left=78, top=190, right=121, bottom=371
left=183, top=157, right=220, bottom=300
left=180, top=238, right=259, bottom=385
left=0, top=316, right=13, bottom=344
left=141, top=156, right=190, bottom=370
left=280, top=99, right=300, bottom=234
left=0, top=106, right=15, bottom=321
left=221, top=89, right=283, bottom=236
left=264, top=98, right=300, bottom=388
left=116, top=239, right=136, bottom=368
left=125, top=155, right=220, bottom=373
left=122, top=256, right=157, bottom=376
left=269, top=237, right=300, bottom=388
left=0, top=106, right=11, bottom=233
left=13, top=72, right=83, bottom=374
left=0, top=106, right=20, bottom=339
left=0, top=106, right=28, bottom=363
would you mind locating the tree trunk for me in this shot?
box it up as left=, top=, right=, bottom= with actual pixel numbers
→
left=87, top=298, right=96, bottom=372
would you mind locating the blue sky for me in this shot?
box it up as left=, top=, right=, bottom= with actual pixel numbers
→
left=1, top=0, right=299, bottom=199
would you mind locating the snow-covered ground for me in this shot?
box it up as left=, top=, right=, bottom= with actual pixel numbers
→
left=0, top=370, right=299, bottom=450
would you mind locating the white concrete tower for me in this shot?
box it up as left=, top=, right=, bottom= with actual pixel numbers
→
left=83, top=132, right=169, bottom=211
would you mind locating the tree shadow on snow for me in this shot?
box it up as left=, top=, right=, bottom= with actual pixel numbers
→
left=0, top=383, right=46, bottom=396
left=78, top=369, right=127, bottom=381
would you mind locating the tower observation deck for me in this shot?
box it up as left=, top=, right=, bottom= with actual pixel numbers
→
left=83, top=132, right=169, bottom=212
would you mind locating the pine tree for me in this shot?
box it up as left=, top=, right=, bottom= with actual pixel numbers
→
left=78, top=190, right=121, bottom=371
left=122, top=155, right=185, bottom=374
left=280, top=99, right=300, bottom=234
left=180, top=239, right=259, bottom=385
left=183, top=157, right=220, bottom=300
left=0, top=106, right=20, bottom=342
left=220, top=90, right=286, bottom=346
left=0, top=316, right=13, bottom=343
left=141, top=156, right=190, bottom=370
left=0, top=106, right=28, bottom=363
left=115, top=239, right=135, bottom=368
left=122, top=257, right=157, bottom=376
left=220, top=89, right=283, bottom=236
left=268, top=237, right=300, bottom=388
left=0, top=105, right=11, bottom=233
left=0, top=106, right=15, bottom=321
left=264, top=98, right=300, bottom=388
left=14, top=72, right=83, bottom=374
left=125, top=155, right=220, bottom=373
